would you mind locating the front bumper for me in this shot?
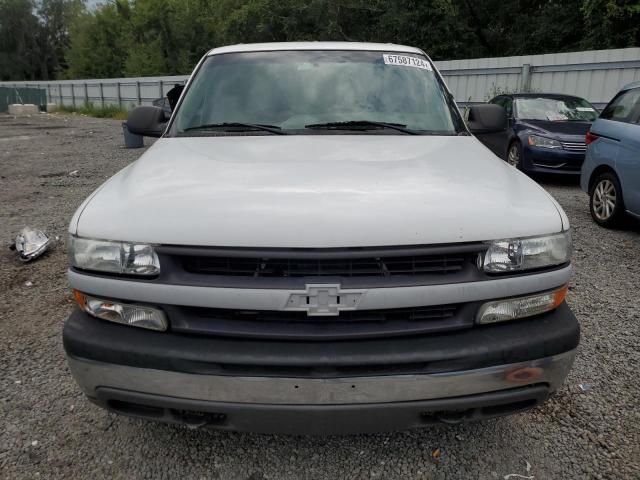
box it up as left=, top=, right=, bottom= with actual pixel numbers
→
left=523, top=146, right=585, bottom=174
left=68, top=353, right=575, bottom=434
left=63, top=304, right=579, bottom=434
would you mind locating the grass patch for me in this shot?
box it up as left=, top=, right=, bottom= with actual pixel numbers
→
left=56, top=102, right=129, bottom=120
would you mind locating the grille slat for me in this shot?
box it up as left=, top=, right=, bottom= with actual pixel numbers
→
left=168, top=303, right=471, bottom=340
left=183, top=254, right=470, bottom=277
left=561, top=141, right=587, bottom=152
left=190, top=305, right=459, bottom=323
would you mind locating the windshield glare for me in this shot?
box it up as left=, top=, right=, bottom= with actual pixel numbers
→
left=172, top=50, right=460, bottom=135
left=515, top=97, right=598, bottom=122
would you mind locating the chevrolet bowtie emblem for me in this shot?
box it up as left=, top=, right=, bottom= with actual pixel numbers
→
left=285, top=284, right=364, bottom=316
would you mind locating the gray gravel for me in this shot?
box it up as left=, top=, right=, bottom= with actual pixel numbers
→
left=1, top=113, right=639, bottom=480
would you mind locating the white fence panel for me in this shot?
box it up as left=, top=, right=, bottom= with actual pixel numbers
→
left=436, top=47, right=640, bottom=107
left=1, top=48, right=639, bottom=110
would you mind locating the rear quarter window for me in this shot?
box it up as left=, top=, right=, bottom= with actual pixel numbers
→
left=600, top=88, right=640, bottom=123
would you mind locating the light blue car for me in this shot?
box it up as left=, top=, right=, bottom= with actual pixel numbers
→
left=581, top=81, right=640, bottom=227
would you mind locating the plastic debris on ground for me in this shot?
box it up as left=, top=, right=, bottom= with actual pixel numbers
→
left=579, top=383, right=593, bottom=392
left=10, top=227, right=54, bottom=262
left=503, top=460, right=534, bottom=479
left=431, top=448, right=441, bottom=463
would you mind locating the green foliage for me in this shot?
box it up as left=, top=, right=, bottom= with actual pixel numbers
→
left=484, top=83, right=540, bottom=101
left=485, top=84, right=518, bottom=101
left=582, top=0, right=640, bottom=49
left=38, top=0, right=85, bottom=78
left=0, top=0, right=40, bottom=81
left=1, top=0, right=639, bottom=81
left=61, top=0, right=639, bottom=79
left=63, top=1, right=130, bottom=78
left=0, top=0, right=84, bottom=81
left=56, top=102, right=129, bottom=119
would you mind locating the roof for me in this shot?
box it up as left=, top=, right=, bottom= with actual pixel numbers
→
left=622, top=81, right=640, bottom=91
left=206, top=42, right=424, bottom=56
left=505, top=93, right=588, bottom=100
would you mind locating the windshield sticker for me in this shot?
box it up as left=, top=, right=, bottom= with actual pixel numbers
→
left=383, top=54, right=432, bottom=71
left=576, top=107, right=596, bottom=112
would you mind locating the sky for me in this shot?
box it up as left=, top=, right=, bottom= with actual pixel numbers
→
left=86, top=0, right=103, bottom=10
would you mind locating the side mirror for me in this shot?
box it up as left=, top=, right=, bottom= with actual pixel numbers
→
left=126, top=106, right=167, bottom=137
left=467, top=104, right=507, bottom=134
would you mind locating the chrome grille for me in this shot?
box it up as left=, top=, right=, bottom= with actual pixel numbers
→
left=561, top=141, right=587, bottom=152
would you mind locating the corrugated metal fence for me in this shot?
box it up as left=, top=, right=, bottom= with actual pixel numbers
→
left=1, top=47, right=639, bottom=111
left=0, top=75, right=189, bottom=112
left=437, top=47, right=640, bottom=108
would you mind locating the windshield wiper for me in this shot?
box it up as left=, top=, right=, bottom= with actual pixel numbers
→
left=183, top=122, right=286, bottom=135
left=305, top=120, right=419, bottom=135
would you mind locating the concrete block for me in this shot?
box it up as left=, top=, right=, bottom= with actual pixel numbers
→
left=8, top=104, right=40, bottom=115
left=46, top=103, right=58, bottom=112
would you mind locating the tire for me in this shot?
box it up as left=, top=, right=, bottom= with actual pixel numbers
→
left=506, top=141, right=522, bottom=170
left=590, top=172, right=625, bottom=228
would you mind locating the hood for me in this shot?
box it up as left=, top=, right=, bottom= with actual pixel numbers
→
left=73, top=135, right=564, bottom=247
left=519, top=119, right=592, bottom=139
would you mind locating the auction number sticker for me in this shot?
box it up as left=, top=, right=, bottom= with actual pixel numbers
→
left=383, top=54, right=432, bottom=71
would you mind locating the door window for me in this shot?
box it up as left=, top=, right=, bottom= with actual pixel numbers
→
left=502, top=97, right=513, bottom=117
left=492, top=96, right=512, bottom=117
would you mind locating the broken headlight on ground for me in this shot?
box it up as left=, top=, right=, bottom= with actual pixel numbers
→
left=12, top=227, right=54, bottom=262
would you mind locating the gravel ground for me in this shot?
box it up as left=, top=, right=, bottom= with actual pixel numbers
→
left=0, top=113, right=638, bottom=480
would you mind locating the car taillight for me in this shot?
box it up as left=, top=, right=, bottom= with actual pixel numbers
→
left=585, top=131, right=600, bottom=145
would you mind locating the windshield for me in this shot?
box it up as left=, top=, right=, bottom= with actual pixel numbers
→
left=515, top=97, right=598, bottom=122
left=170, top=50, right=462, bottom=135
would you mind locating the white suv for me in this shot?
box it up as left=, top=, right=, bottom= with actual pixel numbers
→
left=64, top=42, right=578, bottom=434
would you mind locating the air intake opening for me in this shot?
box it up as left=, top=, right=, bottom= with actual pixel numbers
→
left=480, top=398, right=538, bottom=417
left=105, top=399, right=228, bottom=427
left=420, top=409, right=473, bottom=424
left=169, top=409, right=227, bottom=426
left=419, top=397, right=541, bottom=424
left=107, top=399, right=164, bottom=418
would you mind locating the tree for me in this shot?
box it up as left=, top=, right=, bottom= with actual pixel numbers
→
left=582, top=0, right=640, bottom=50
left=64, top=1, right=130, bottom=78
left=0, top=0, right=40, bottom=81
left=124, top=0, right=211, bottom=76
left=3, top=0, right=639, bottom=80
left=0, top=0, right=84, bottom=80
left=36, top=0, right=85, bottom=79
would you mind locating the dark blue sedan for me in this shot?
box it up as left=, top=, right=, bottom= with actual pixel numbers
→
left=477, top=93, right=599, bottom=174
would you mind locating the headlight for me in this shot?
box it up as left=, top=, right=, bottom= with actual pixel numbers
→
left=528, top=135, right=562, bottom=149
left=69, top=236, right=160, bottom=275
left=483, top=231, right=571, bottom=273
left=73, top=290, right=168, bottom=331
left=477, top=286, right=568, bottom=324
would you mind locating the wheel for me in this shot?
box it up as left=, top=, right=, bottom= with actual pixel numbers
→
left=506, top=142, right=522, bottom=170
left=590, top=172, right=624, bottom=227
